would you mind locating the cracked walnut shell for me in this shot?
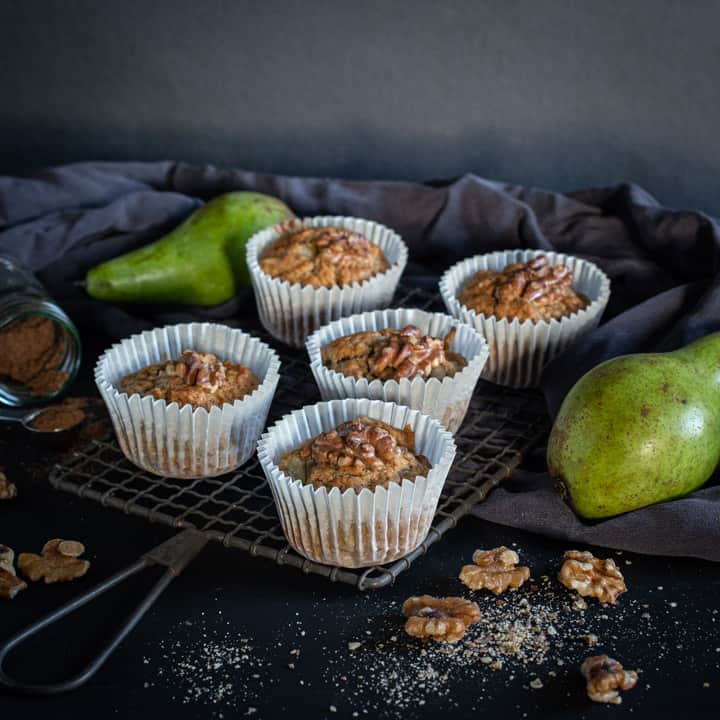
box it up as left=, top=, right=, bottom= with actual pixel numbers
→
left=459, top=546, right=531, bottom=594
left=581, top=654, right=638, bottom=704
left=403, top=595, right=481, bottom=643
left=0, top=545, right=27, bottom=599
left=559, top=550, right=627, bottom=604
left=0, top=471, right=17, bottom=500
left=18, top=538, right=90, bottom=584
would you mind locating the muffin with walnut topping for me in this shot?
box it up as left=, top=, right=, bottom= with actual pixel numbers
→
left=321, top=326, right=466, bottom=381
left=440, top=250, right=610, bottom=388
left=458, top=255, right=589, bottom=323
left=259, top=225, right=390, bottom=289
left=258, top=399, right=456, bottom=568
left=96, top=323, right=280, bottom=478
left=279, top=416, right=431, bottom=491
left=246, top=217, right=408, bottom=347
left=306, top=309, right=489, bottom=432
left=118, top=349, right=258, bottom=411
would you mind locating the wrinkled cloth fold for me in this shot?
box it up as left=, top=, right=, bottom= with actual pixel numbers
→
left=1, top=161, right=719, bottom=560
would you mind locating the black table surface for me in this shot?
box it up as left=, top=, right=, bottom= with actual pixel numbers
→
left=1, top=331, right=719, bottom=720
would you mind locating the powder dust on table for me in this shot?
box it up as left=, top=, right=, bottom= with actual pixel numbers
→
left=139, top=564, right=718, bottom=718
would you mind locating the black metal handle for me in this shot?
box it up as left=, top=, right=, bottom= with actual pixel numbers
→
left=0, top=528, right=207, bottom=695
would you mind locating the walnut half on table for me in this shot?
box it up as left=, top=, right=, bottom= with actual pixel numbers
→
left=459, top=546, right=530, bottom=594
left=403, top=595, right=482, bottom=644
left=18, top=539, right=90, bottom=584
left=559, top=550, right=627, bottom=605
left=581, top=654, right=638, bottom=704
left=0, top=471, right=17, bottom=501
left=0, top=545, right=27, bottom=599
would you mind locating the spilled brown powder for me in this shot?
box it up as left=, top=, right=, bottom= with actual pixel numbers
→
left=0, top=316, right=68, bottom=395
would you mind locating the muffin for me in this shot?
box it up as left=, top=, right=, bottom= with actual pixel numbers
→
left=96, top=323, right=280, bottom=478
left=259, top=226, right=389, bottom=288
left=278, top=416, right=431, bottom=491
left=258, top=398, right=456, bottom=568
left=458, top=255, right=589, bottom=322
left=321, top=325, right=466, bottom=381
left=118, top=349, right=258, bottom=411
left=440, top=249, right=610, bottom=388
left=306, top=309, right=489, bottom=432
left=246, top=217, right=408, bottom=347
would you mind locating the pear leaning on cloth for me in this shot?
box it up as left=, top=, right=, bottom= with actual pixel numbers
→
left=547, top=333, right=720, bottom=519
left=86, top=191, right=294, bottom=306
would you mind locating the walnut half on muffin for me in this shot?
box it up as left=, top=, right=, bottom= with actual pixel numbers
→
left=278, top=416, right=431, bottom=492
left=259, top=226, right=389, bottom=288
left=118, top=349, right=258, bottom=410
left=321, top=325, right=467, bottom=382
left=459, top=255, right=589, bottom=322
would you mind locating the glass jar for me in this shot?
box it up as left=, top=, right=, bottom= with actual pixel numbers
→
left=0, top=253, right=82, bottom=407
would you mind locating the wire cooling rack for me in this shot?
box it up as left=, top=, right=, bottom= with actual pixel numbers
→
left=49, top=286, right=550, bottom=590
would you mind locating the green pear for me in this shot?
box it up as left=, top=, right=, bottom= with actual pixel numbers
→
left=547, top=332, right=720, bottom=519
left=86, top=191, right=294, bottom=306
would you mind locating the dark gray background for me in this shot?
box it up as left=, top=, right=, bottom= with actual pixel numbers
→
left=1, top=0, right=719, bottom=216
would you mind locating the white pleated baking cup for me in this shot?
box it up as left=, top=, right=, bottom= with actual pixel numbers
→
left=95, top=323, right=281, bottom=479
left=439, top=249, right=610, bottom=388
left=257, top=398, right=456, bottom=568
left=305, top=308, right=489, bottom=433
left=246, top=216, right=408, bottom=348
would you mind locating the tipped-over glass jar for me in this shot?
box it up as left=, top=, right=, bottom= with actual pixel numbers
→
left=0, top=253, right=81, bottom=407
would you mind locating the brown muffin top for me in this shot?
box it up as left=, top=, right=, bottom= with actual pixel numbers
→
left=278, top=416, right=431, bottom=492
left=258, top=226, right=389, bottom=288
left=118, top=349, right=258, bottom=411
left=321, top=325, right=467, bottom=382
left=458, top=255, right=589, bottom=322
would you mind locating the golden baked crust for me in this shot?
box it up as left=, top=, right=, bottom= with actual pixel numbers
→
left=119, top=349, right=258, bottom=410
left=459, top=255, right=589, bottom=322
left=321, top=325, right=467, bottom=382
left=259, top=226, right=389, bottom=288
left=278, top=416, right=431, bottom=491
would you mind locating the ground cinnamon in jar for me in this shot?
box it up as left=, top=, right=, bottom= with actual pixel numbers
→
left=0, top=316, right=68, bottom=395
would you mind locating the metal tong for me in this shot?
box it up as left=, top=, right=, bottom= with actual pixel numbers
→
left=0, top=528, right=207, bottom=695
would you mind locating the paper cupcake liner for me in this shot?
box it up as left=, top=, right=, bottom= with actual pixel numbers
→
left=246, top=216, right=408, bottom=348
left=257, top=398, right=456, bottom=568
left=439, top=249, right=610, bottom=388
left=95, top=323, right=281, bottom=478
left=306, top=308, right=489, bottom=433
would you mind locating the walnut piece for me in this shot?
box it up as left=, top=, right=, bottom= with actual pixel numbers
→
left=0, top=471, right=17, bottom=500
left=403, top=595, right=481, bottom=643
left=459, top=546, right=531, bottom=594
left=0, top=545, right=27, bottom=599
left=170, top=350, right=227, bottom=392
left=368, top=325, right=446, bottom=380
left=559, top=550, right=627, bottom=605
left=18, top=538, right=90, bottom=584
left=311, top=419, right=401, bottom=471
left=581, top=654, right=638, bottom=704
